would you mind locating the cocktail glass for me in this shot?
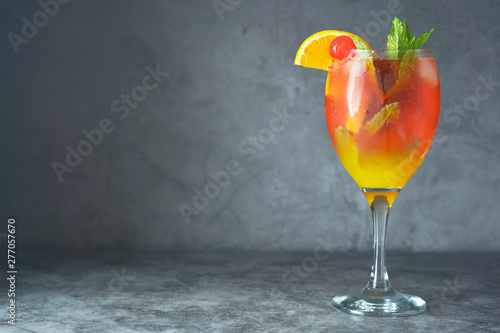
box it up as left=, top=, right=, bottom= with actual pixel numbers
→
left=326, top=49, right=440, bottom=316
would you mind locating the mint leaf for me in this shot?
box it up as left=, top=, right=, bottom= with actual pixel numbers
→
left=350, top=36, right=369, bottom=50
left=403, top=19, right=414, bottom=49
left=365, top=102, right=400, bottom=134
left=387, top=17, right=405, bottom=50
left=387, top=17, right=434, bottom=51
left=398, top=51, right=417, bottom=79
left=412, top=28, right=434, bottom=49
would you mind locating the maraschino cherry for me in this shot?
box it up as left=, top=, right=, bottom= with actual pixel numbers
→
left=329, top=35, right=357, bottom=60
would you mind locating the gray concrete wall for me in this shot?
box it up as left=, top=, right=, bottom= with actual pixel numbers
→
left=1, top=0, right=499, bottom=252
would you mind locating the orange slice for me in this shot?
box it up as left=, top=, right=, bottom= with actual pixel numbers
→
left=294, top=31, right=371, bottom=71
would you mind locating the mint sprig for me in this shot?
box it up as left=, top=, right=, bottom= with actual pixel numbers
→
left=387, top=17, right=434, bottom=51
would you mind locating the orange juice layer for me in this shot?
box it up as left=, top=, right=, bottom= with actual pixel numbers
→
left=363, top=191, right=399, bottom=207
left=331, top=138, right=432, bottom=188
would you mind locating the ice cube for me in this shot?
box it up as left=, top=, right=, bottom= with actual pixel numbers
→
left=344, top=59, right=384, bottom=132
left=418, top=59, right=439, bottom=87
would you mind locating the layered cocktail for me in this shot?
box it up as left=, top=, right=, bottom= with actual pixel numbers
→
left=326, top=49, right=440, bottom=205
left=295, top=18, right=440, bottom=316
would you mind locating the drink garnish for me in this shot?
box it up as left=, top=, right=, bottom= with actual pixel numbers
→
left=294, top=31, right=370, bottom=71
left=295, top=17, right=434, bottom=71
left=387, top=17, right=434, bottom=51
left=385, top=18, right=435, bottom=92
left=329, top=35, right=357, bottom=60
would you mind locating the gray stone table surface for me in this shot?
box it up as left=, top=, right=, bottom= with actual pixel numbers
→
left=1, top=251, right=499, bottom=332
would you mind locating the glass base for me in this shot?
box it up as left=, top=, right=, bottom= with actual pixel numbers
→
left=331, top=287, right=426, bottom=317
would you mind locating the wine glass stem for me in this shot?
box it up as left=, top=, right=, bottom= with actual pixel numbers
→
left=367, top=195, right=392, bottom=292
